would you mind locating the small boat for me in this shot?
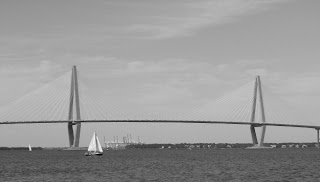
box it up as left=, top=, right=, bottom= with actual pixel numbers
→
left=85, top=132, right=103, bottom=156
left=28, top=144, right=32, bottom=152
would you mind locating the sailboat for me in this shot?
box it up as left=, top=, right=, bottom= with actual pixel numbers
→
left=85, top=132, right=103, bottom=156
left=28, top=144, right=32, bottom=152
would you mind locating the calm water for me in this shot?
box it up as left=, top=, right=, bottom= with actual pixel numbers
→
left=1, top=149, right=320, bottom=181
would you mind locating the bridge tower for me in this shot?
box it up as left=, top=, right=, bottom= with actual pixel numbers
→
left=67, top=65, right=82, bottom=147
left=250, top=76, right=267, bottom=147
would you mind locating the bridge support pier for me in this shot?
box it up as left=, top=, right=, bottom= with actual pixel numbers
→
left=259, top=126, right=266, bottom=147
left=74, top=122, right=81, bottom=147
left=250, top=125, right=258, bottom=145
left=248, top=76, right=268, bottom=148
left=67, top=66, right=82, bottom=147
left=68, top=122, right=75, bottom=146
left=250, top=125, right=266, bottom=147
left=316, top=129, right=319, bottom=148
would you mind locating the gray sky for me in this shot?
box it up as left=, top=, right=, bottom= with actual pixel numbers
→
left=1, top=0, right=320, bottom=147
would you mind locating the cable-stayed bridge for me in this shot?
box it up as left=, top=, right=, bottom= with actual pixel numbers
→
left=0, top=66, right=319, bottom=148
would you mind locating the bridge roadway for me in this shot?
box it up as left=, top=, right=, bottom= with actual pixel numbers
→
left=0, top=120, right=319, bottom=130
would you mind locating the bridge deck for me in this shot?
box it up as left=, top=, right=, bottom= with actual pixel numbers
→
left=0, top=120, right=319, bottom=129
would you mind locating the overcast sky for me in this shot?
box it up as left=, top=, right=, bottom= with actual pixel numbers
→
left=1, top=0, right=320, bottom=147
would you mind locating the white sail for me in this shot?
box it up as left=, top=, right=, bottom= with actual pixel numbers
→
left=29, top=144, right=32, bottom=151
left=96, top=136, right=103, bottom=153
left=88, top=132, right=97, bottom=152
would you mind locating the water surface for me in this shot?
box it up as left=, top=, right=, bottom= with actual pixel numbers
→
left=1, top=149, right=320, bottom=181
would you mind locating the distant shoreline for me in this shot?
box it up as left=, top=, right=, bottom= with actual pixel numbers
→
left=1, top=142, right=319, bottom=150
left=0, top=147, right=43, bottom=150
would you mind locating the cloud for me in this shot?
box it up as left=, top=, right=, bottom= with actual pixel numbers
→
left=272, top=73, right=320, bottom=95
left=245, top=68, right=268, bottom=76
left=0, top=60, right=65, bottom=80
left=0, top=60, right=68, bottom=104
left=75, top=57, right=270, bottom=90
left=126, top=0, right=287, bottom=39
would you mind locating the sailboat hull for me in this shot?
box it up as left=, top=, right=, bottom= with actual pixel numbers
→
left=85, top=152, right=103, bottom=156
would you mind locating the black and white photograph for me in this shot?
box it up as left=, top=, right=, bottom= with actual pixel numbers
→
left=0, top=0, right=320, bottom=181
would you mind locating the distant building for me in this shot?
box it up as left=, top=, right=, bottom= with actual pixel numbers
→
left=106, top=142, right=126, bottom=150
left=105, top=134, right=142, bottom=150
